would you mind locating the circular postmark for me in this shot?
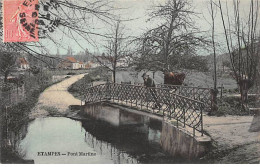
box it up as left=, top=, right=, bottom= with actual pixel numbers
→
left=37, top=0, right=61, bottom=38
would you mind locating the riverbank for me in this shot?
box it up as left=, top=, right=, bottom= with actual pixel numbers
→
left=68, top=67, right=112, bottom=99
left=201, top=115, right=260, bottom=163
left=1, top=73, right=84, bottom=164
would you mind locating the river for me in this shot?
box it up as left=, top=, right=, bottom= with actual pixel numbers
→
left=10, top=74, right=183, bottom=164
left=16, top=117, right=134, bottom=164
left=15, top=115, right=169, bottom=164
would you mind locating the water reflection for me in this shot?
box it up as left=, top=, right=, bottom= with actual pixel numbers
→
left=84, top=132, right=138, bottom=164
left=16, top=117, right=140, bottom=164
left=80, top=114, right=174, bottom=164
left=17, top=117, right=115, bottom=164
left=13, top=108, right=180, bottom=164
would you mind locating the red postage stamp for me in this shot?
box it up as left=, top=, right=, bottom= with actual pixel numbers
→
left=3, top=0, right=39, bottom=42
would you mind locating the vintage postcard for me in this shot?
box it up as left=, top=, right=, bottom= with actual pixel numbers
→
left=0, top=0, right=259, bottom=164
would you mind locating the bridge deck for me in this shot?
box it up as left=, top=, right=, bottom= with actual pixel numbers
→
left=83, top=83, right=210, bottom=136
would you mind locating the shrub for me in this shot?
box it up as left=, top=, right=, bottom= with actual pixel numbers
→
left=211, top=96, right=251, bottom=116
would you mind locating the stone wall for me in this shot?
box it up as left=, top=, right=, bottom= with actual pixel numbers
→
left=161, top=122, right=211, bottom=160
left=82, top=103, right=120, bottom=126
left=82, top=103, right=148, bottom=126
left=83, top=102, right=212, bottom=160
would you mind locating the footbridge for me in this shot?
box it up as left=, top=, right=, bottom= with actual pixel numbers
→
left=82, top=82, right=214, bottom=137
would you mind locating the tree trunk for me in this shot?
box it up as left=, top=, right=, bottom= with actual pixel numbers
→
left=239, top=79, right=249, bottom=107
left=113, top=70, right=116, bottom=83
left=4, top=71, right=9, bottom=83
left=210, top=89, right=218, bottom=113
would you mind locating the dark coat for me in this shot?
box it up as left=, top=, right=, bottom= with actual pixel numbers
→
left=144, top=77, right=155, bottom=87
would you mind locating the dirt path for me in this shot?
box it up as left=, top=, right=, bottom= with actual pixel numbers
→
left=29, top=74, right=86, bottom=119
left=203, top=115, right=260, bottom=163
left=204, top=115, right=260, bottom=149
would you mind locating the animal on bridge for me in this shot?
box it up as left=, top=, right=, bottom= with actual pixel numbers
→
left=164, top=72, right=186, bottom=85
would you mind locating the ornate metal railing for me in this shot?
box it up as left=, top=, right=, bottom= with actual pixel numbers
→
left=156, top=84, right=214, bottom=112
left=84, top=83, right=205, bottom=136
left=133, top=83, right=213, bottom=112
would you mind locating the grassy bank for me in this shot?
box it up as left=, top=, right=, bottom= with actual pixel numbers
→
left=0, top=71, right=68, bottom=164
left=68, top=67, right=112, bottom=99
left=44, top=69, right=89, bottom=76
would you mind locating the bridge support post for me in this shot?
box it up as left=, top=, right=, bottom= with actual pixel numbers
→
left=160, top=121, right=211, bottom=160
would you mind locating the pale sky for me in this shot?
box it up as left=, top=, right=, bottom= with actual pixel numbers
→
left=31, top=0, right=256, bottom=56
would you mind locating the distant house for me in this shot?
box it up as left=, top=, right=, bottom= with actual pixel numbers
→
left=78, top=62, right=85, bottom=69
left=57, top=57, right=80, bottom=69
left=95, top=55, right=131, bottom=68
left=88, top=61, right=100, bottom=68
left=17, top=57, right=30, bottom=70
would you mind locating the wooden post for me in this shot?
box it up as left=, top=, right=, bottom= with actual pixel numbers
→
left=221, top=84, right=223, bottom=99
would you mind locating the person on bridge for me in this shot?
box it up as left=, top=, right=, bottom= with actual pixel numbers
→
left=142, top=73, right=161, bottom=109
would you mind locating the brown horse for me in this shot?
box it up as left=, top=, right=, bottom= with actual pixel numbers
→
left=164, top=72, right=186, bottom=85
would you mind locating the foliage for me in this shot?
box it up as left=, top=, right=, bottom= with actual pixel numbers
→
left=0, top=82, right=15, bottom=92
left=0, top=69, right=70, bottom=163
left=30, top=66, right=40, bottom=75
left=222, top=60, right=231, bottom=69
left=210, top=96, right=251, bottom=116
left=68, top=67, right=112, bottom=99
left=0, top=51, right=17, bottom=82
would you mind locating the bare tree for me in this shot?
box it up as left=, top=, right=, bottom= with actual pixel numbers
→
left=218, top=0, right=260, bottom=106
left=208, top=0, right=218, bottom=112
left=0, top=0, right=115, bottom=68
left=95, top=21, right=130, bottom=83
left=135, top=0, right=209, bottom=73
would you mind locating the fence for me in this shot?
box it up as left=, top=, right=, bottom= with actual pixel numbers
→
left=84, top=83, right=205, bottom=136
